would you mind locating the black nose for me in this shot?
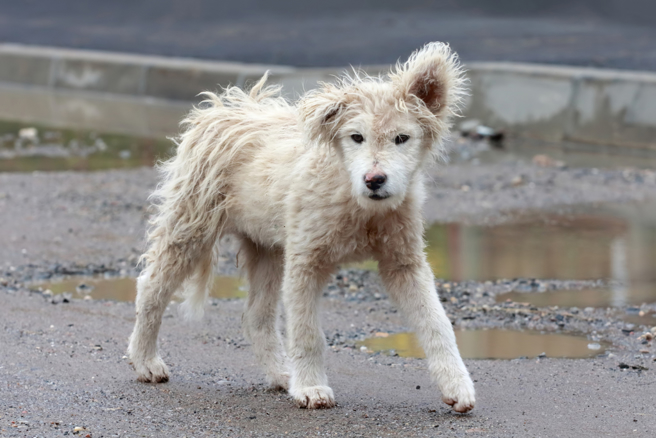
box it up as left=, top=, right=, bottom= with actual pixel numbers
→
left=365, top=173, right=387, bottom=191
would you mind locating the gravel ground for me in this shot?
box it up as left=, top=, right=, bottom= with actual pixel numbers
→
left=3, top=140, right=656, bottom=436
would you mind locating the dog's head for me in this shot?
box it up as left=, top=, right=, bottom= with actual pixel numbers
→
left=299, top=42, right=465, bottom=210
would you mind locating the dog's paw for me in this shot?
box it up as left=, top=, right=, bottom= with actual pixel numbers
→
left=131, top=356, right=170, bottom=383
left=290, top=385, right=336, bottom=409
left=267, top=371, right=291, bottom=391
left=441, top=377, right=476, bottom=413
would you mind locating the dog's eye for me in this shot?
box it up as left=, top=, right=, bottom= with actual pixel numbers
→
left=395, top=134, right=410, bottom=145
left=351, top=134, right=364, bottom=144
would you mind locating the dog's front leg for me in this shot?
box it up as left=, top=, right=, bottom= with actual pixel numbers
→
left=282, top=254, right=335, bottom=409
left=378, top=251, right=476, bottom=413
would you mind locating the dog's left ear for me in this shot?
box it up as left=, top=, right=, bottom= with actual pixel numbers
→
left=391, top=42, right=466, bottom=121
left=298, top=84, right=347, bottom=145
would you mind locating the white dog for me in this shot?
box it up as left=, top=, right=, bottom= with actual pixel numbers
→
left=128, top=42, right=475, bottom=413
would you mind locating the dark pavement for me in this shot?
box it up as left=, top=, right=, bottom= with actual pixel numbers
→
left=0, top=0, right=655, bottom=70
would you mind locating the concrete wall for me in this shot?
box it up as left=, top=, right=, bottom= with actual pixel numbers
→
left=0, top=85, right=189, bottom=138
left=0, top=43, right=294, bottom=100
left=465, top=63, right=656, bottom=149
left=1, top=44, right=655, bottom=149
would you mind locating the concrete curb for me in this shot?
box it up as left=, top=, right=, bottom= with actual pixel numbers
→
left=465, top=62, right=656, bottom=149
left=1, top=44, right=655, bottom=149
left=0, top=43, right=295, bottom=101
left=0, top=84, right=190, bottom=138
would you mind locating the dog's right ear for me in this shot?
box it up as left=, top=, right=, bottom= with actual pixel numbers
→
left=298, top=84, right=347, bottom=145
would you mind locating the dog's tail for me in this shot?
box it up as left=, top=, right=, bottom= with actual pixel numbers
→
left=140, top=73, right=291, bottom=320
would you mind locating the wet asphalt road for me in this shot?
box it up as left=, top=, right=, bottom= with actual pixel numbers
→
left=0, top=1, right=655, bottom=70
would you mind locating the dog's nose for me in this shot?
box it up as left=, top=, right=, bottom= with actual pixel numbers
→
left=364, top=173, right=387, bottom=191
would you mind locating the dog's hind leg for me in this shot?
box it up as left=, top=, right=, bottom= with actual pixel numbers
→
left=128, top=237, right=214, bottom=383
left=240, top=238, right=289, bottom=390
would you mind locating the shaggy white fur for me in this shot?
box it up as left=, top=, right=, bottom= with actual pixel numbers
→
left=128, top=42, right=476, bottom=413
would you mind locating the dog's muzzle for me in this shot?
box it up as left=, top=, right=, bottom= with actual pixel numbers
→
left=364, top=173, right=389, bottom=200
left=369, top=193, right=389, bottom=200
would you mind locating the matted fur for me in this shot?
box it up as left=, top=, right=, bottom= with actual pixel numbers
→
left=128, top=42, right=475, bottom=413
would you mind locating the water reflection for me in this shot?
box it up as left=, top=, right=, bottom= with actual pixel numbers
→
left=425, top=203, right=656, bottom=287
left=0, top=120, right=173, bottom=172
left=38, top=275, right=246, bottom=301
left=447, top=136, right=656, bottom=170
left=360, top=330, right=606, bottom=360
left=497, top=283, right=656, bottom=308
left=621, top=311, right=656, bottom=328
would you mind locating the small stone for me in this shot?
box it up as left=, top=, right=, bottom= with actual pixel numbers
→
left=76, top=283, right=94, bottom=294
left=511, top=175, right=523, bottom=186
left=619, top=362, right=630, bottom=369
left=18, top=127, right=38, bottom=141
left=587, top=343, right=601, bottom=350
left=416, top=385, right=421, bottom=390
left=360, top=346, right=368, bottom=352
left=533, top=154, right=554, bottom=166
left=459, top=119, right=480, bottom=135
left=374, top=332, right=389, bottom=338
left=475, top=125, right=495, bottom=137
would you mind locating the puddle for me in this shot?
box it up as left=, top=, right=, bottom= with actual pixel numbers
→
left=425, top=203, right=656, bottom=286
left=344, top=202, right=656, bottom=309
left=359, top=330, right=606, bottom=360
left=497, top=283, right=656, bottom=308
left=621, top=309, right=656, bottom=328
left=0, top=120, right=174, bottom=172
left=37, top=275, right=246, bottom=301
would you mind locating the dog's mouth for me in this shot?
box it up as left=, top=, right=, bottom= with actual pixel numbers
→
left=368, top=193, right=390, bottom=201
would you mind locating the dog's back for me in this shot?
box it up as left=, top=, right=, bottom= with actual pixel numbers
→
left=135, top=76, right=299, bottom=316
